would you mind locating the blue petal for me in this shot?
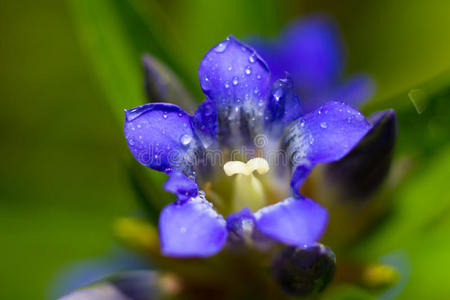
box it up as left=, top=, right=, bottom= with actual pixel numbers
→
left=254, top=197, right=328, bottom=246
left=198, top=35, right=271, bottom=105
left=265, top=74, right=303, bottom=135
left=123, top=103, right=198, bottom=174
left=163, top=171, right=198, bottom=203
left=250, top=16, right=344, bottom=95
left=198, top=35, right=271, bottom=148
left=159, top=196, right=227, bottom=257
left=279, top=16, right=344, bottom=95
left=283, top=101, right=371, bottom=193
left=192, top=99, right=218, bottom=148
left=332, top=73, right=376, bottom=108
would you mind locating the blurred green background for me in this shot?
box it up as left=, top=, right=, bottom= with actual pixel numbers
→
left=1, top=0, right=449, bottom=299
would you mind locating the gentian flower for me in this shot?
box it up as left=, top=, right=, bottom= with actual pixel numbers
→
left=124, top=35, right=374, bottom=258
left=248, top=15, right=375, bottom=113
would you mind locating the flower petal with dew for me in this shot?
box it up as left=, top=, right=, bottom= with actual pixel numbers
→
left=124, top=35, right=378, bottom=258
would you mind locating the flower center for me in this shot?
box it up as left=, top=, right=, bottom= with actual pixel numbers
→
left=223, top=157, right=269, bottom=212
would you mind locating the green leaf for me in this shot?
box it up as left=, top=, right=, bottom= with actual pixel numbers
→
left=68, top=0, right=145, bottom=121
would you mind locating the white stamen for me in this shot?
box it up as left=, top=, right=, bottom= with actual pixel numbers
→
left=223, top=157, right=270, bottom=177
left=223, top=158, right=270, bottom=212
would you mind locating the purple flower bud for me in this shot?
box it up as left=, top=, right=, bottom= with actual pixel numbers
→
left=272, top=244, right=336, bottom=296
left=142, top=54, right=197, bottom=113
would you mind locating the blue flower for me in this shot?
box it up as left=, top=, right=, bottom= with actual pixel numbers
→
left=248, top=15, right=375, bottom=113
left=124, top=35, right=373, bottom=258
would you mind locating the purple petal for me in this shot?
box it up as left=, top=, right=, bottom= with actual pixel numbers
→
left=265, top=74, right=303, bottom=135
left=192, top=99, right=218, bottom=148
left=159, top=196, right=227, bottom=257
left=163, top=171, right=198, bottom=203
left=279, top=16, right=344, bottom=95
left=198, top=36, right=273, bottom=148
left=332, top=73, right=376, bottom=108
left=283, top=101, right=371, bottom=193
left=300, top=101, right=371, bottom=163
left=254, top=197, right=328, bottom=246
left=123, top=103, right=198, bottom=174
left=198, top=35, right=271, bottom=105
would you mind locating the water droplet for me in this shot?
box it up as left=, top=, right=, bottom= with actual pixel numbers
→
left=232, top=77, right=239, bottom=86
left=178, top=113, right=183, bottom=117
left=214, top=42, right=228, bottom=53
left=162, top=113, right=168, bottom=119
left=227, top=66, right=233, bottom=71
left=127, top=138, right=135, bottom=146
left=256, top=74, right=262, bottom=80
left=137, top=124, right=141, bottom=128
left=320, top=122, right=328, bottom=129
left=248, top=54, right=256, bottom=63
left=245, top=66, right=252, bottom=75
left=224, top=82, right=230, bottom=89
left=273, top=87, right=284, bottom=101
left=200, top=76, right=210, bottom=90
left=254, top=87, right=259, bottom=95
left=180, top=134, right=192, bottom=146
left=300, top=120, right=305, bottom=128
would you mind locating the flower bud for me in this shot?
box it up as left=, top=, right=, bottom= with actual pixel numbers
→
left=272, top=244, right=336, bottom=296
left=323, top=109, right=397, bottom=203
left=142, top=54, right=196, bottom=113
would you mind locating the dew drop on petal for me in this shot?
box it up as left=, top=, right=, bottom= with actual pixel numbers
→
left=180, top=134, right=192, bottom=146
left=200, top=76, right=210, bottom=90
left=249, top=54, right=256, bottom=63
left=273, top=87, right=284, bottom=101
left=232, top=77, right=239, bottom=86
left=245, top=66, right=252, bottom=75
left=214, top=42, right=228, bottom=53
left=320, top=122, right=328, bottom=129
